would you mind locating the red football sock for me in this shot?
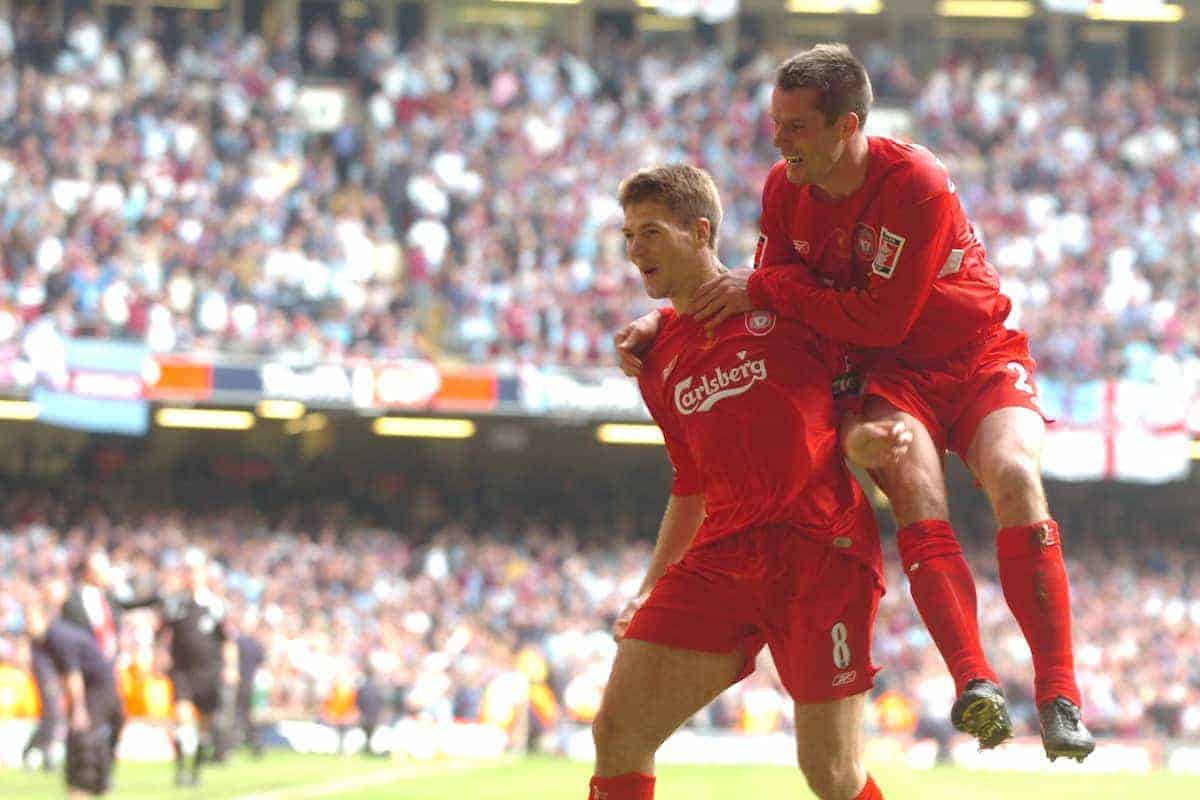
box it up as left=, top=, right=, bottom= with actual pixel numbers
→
left=854, top=775, right=883, bottom=800
left=898, top=520, right=999, bottom=694
left=996, top=519, right=1082, bottom=708
left=588, top=773, right=655, bottom=800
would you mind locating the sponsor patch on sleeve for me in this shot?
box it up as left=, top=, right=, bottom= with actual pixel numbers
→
left=872, top=227, right=906, bottom=279
left=753, top=233, right=768, bottom=269
left=938, top=249, right=964, bottom=278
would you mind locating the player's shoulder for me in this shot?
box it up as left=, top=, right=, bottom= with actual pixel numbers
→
left=774, top=316, right=831, bottom=361
left=873, top=136, right=955, bottom=200
left=640, top=309, right=687, bottom=390
left=764, top=159, right=790, bottom=188
left=762, top=160, right=797, bottom=209
left=742, top=311, right=831, bottom=366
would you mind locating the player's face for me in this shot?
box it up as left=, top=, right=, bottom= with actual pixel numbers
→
left=621, top=201, right=706, bottom=300
left=770, top=87, right=853, bottom=187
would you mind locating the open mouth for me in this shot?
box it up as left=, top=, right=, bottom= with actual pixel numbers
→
left=785, top=155, right=804, bottom=166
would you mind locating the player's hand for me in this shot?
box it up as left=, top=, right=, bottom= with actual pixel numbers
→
left=70, top=707, right=90, bottom=732
left=612, top=593, right=650, bottom=641
left=692, top=268, right=754, bottom=331
left=614, top=311, right=662, bottom=377
left=844, top=419, right=913, bottom=469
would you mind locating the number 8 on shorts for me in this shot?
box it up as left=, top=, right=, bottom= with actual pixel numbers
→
left=831, top=622, right=852, bottom=669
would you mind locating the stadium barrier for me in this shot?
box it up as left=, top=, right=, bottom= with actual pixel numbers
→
left=0, top=341, right=1193, bottom=482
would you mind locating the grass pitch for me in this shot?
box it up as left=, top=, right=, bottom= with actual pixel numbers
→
left=1, top=752, right=1197, bottom=798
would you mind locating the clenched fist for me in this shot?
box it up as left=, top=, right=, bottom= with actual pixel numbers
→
left=612, top=592, right=650, bottom=641
left=843, top=418, right=913, bottom=469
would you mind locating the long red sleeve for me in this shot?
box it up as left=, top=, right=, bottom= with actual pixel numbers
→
left=748, top=191, right=958, bottom=348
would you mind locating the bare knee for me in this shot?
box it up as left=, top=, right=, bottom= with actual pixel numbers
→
left=797, top=749, right=865, bottom=800
left=592, top=706, right=653, bottom=767
left=979, top=453, right=1047, bottom=525
left=875, top=455, right=948, bottom=524
left=591, top=707, right=623, bottom=754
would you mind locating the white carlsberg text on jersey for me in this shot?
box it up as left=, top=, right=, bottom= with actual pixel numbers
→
left=673, top=351, right=767, bottom=415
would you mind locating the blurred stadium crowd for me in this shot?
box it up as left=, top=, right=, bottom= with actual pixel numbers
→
left=1, top=3, right=1200, bottom=764
left=1, top=483, right=1198, bottom=748
left=1, top=10, right=1200, bottom=381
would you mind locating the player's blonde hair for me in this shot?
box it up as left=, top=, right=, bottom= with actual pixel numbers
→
left=776, top=43, right=873, bottom=128
left=617, top=164, right=723, bottom=250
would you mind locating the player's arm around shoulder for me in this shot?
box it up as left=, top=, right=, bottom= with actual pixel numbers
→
left=615, top=306, right=677, bottom=377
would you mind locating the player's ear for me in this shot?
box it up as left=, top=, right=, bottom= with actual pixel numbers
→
left=837, top=111, right=859, bottom=140
left=694, top=218, right=711, bottom=248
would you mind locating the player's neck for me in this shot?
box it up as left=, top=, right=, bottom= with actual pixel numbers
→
left=671, top=255, right=724, bottom=317
left=814, top=133, right=870, bottom=201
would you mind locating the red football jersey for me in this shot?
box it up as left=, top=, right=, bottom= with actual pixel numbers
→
left=747, top=136, right=1011, bottom=363
left=638, top=308, right=881, bottom=580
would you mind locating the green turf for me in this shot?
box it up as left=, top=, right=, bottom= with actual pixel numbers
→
left=2, top=753, right=1198, bottom=799
left=0, top=752, right=395, bottom=799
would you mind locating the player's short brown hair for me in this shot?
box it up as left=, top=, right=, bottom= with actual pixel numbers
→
left=617, top=164, right=723, bottom=250
left=776, top=43, right=873, bottom=128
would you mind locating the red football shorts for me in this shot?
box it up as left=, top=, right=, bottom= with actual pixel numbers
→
left=860, top=326, right=1050, bottom=459
left=624, top=523, right=882, bottom=705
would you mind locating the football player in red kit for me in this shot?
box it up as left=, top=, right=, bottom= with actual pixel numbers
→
left=614, top=45, right=1093, bottom=762
left=589, top=164, right=909, bottom=800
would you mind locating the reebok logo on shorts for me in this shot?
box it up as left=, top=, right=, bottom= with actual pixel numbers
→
left=832, top=670, right=857, bottom=687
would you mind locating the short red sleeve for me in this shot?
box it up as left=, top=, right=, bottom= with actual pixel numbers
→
left=639, top=377, right=702, bottom=496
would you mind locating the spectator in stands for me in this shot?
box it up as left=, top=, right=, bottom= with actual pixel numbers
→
left=1, top=482, right=1197, bottom=749
left=10, top=10, right=1195, bottom=392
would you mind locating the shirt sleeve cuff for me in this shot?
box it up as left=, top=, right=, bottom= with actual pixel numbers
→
left=747, top=269, right=773, bottom=311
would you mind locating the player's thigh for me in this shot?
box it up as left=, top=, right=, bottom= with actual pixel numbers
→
left=954, top=328, right=1048, bottom=467
left=862, top=395, right=949, bottom=523
left=965, top=405, right=1045, bottom=477
left=594, top=638, right=744, bottom=751
left=767, top=547, right=881, bottom=705
left=965, top=405, right=1049, bottom=524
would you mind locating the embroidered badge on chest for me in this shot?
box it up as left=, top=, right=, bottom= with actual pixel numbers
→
left=854, top=223, right=877, bottom=261
left=745, top=310, right=776, bottom=336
